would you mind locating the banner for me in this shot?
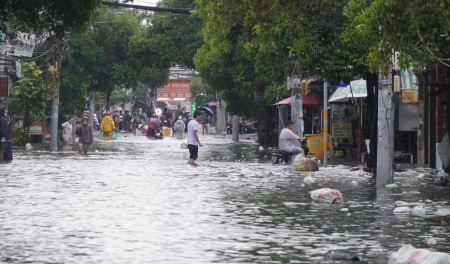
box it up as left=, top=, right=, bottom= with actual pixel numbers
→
left=157, top=79, right=192, bottom=100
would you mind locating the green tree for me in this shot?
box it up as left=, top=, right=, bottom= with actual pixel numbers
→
left=189, top=78, right=215, bottom=106
left=343, top=0, right=450, bottom=73
left=9, top=61, right=54, bottom=145
left=0, top=0, right=101, bottom=38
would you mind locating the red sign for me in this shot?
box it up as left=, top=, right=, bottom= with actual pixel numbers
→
left=0, top=77, right=8, bottom=97
left=157, top=79, right=192, bottom=100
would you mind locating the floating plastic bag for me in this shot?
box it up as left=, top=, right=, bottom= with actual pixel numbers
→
left=410, top=206, right=426, bottom=216
left=310, top=188, right=343, bottom=204
left=393, top=207, right=411, bottom=214
left=388, top=244, right=450, bottom=264
left=386, top=183, right=398, bottom=189
left=437, top=169, right=449, bottom=177
left=292, top=153, right=304, bottom=167
left=437, top=132, right=450, bottom=170
left=303, top=175, right=316, bottom=184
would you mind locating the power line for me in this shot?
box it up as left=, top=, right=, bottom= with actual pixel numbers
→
left=101, top=1, right=193, bottom=15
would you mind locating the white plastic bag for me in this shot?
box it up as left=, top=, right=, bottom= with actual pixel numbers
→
left=292, top=153, right=304, bottom=167
left=388, top=244, right=450, bottom=264
left=437, top=132, right=450, bottom=170
left=310, top=188, right=343, bottom=204
left=393, top=207, right=411, bottom=214
left=303, top=175, right=317, bottom=184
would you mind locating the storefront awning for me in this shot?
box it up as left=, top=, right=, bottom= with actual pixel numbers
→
left=273, top=91, right=324, bottom=105
left=328, top=79, right=367, bottom=103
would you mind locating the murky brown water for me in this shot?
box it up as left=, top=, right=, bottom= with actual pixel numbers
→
left=1, top=132, right=449, bottom=263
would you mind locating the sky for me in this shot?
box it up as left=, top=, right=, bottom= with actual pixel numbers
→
left=127, top=0, right=160, bottom=6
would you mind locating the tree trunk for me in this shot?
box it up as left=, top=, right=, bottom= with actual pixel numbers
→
left=106, top=88, right=112, bottom=112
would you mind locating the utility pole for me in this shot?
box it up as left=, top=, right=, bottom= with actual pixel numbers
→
left=291, top=77, right=303, bottom=137
left=376, top=69, right=394, bottom=187
left=232, top=115, right=239, bottom=142
left=49, top=52, right=60, bottom=152
left=89, top=91, right=95, bottom=128
left=72, top=111, right=77, bottom=146
left=323, top=80, right=328, bottom=167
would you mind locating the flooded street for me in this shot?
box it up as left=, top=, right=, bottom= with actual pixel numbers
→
left=1, top=132, right=450, bottom=263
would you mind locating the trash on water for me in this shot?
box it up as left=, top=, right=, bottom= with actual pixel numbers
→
left=258, top=146, right=264, bottom=151
left=95, top=150, right=99, bottom=153
left=324, top=250, right=360, bottom=261
left=393, top=207, right=411, bottom=214
left=351, top=180, right=358, bottom=186
left=417, top=174, right=425, bottom=179
left=426, top=238, right=437, bottom=245
left=395, top=201, right=425, bottom=207
left=25, top=143, right=33, bottom=150
left=303, top=175, right=317, bottom=184
left=356, top=168, right=364, bottom=176
left=180, top=143, right=188, bottom=149
left=434, top=176, right=449, bottom=186
left=388, top=244, right=450, bottom=264
left=310, top=188, right=343, bottom=204
left=386, top=183, right=398, bottom=189
left=410, top=206, right=426, bottom=216
left=341, top=208, right=349, bottom=212
left=437, top=169, right=449, bottom=177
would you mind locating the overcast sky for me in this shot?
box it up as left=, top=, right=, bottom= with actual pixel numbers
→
left=130, top=0, right=160, bottom=6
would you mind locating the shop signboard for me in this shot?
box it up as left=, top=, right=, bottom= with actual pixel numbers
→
left=401, top=89, right=418, bottom=103
left=157, top=79, right=192, bottom=101
left=331, top=118, right=352, bottom=138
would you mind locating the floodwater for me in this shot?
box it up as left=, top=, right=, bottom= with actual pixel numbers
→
left=1, top=131, right=450, bottom=263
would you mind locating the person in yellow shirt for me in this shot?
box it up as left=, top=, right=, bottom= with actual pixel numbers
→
left=100, top=111, right=115, bottom=140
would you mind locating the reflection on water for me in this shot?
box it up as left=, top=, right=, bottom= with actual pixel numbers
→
left=1, top=133, right=450, bottom=263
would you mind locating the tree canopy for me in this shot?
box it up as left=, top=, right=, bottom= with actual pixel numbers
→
left=0, top=0, right=101, bottom=37
left=344, top=0, right=450, bottom=73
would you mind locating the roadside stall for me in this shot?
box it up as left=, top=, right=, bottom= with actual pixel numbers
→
left=328, top=79, right=367, bottom=162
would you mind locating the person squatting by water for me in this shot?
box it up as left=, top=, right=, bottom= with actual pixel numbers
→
left=75, top=117, right=93, bottom=155
left=279, top=120, right=306, bottom=156
left=187, top=110, right=203, bottom=165
left=61, top=117, right=74, bottom=146
left=101, top=111, right=115, bottom=140
left=0, top=105, right=12, bottom=162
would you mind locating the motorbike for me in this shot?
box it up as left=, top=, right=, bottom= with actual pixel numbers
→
left=226, top=120, right=257, bottom=134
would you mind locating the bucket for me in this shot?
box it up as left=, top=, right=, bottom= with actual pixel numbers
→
left=305, top=134, right=325, bottom=160
left=163, top=126, right=170, bottom=136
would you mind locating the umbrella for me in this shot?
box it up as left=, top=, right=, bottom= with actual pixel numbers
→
left=198, top=106, right=213, bottom=116
left=207, top=101, right=218, bottom=107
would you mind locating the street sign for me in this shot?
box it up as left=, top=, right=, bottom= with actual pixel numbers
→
left=191, top=101, right=196, bottom=114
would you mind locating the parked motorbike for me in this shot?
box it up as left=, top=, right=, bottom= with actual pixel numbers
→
left=226, top=120, right=257, bottom=134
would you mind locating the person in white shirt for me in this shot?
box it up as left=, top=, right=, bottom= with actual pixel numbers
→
left=61, top=117, right=74, bottom=146
left=279, top=120, right=306, bottom=156
left=187, top=110, right=203, bottom=165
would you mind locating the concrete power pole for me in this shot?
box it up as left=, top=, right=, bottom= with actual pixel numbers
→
left=376, top=69, right=395, bottom=187
left=89, top=91, right=95, bottom=128
left=49, top=54, right=60, bottom=152
left=323, top=80, right=328, bottom=167
left=232, top=115, right=239, bottom=142
left=291, top=77, right=303, bottom=138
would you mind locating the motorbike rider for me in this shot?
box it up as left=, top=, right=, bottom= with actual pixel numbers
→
left=146, top=113, right=161, bottom=139
left=113, top=110, right=121, bottom=131
left=279, top=120, right=306, bottom=156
